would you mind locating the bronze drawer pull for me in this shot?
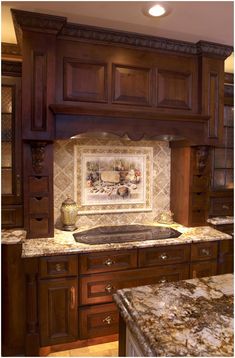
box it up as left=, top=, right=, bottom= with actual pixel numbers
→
left=70, top=286, right=75, bottom=310
left=201, top=248, right=210, bottom=256
left=103, top=315, right=113, bottom=325
left=104, top=258, right=115, bottom=266
left=55, top=263, right=63, bottom=272
left=105, top=283, right=114, bottom=293
left=158, top=277, right=167, bottom=284
left=222, top=205, right=229, bottom=210
left=159, top=253, right=168, bottom=260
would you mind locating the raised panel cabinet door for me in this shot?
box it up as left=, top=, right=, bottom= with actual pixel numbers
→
left=156, top=70, right=192, bottom=110
left=64, top=59, right=108, bottom=102
left=39, top=278, right=78, bottom=346
left=112, top=64, right=151, bottom=106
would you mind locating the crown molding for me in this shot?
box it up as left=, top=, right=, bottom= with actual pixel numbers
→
left=11, top=9, right=66, bottom=49
left=11, top=9, right=233, bottom=58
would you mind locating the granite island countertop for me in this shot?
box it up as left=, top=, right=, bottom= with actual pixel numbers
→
left=21, top=223, right=232, bottom=258
left=113, top=274, right=234, bottom=357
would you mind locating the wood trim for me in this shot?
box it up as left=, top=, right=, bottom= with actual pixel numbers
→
left=1, top=42, right=22, bottom=61
left=118, top=314, right=126, bottom=357
left=2, top=60, right=22, bottom=76
left=208, top=71, right=219, bottom=138
left=224, top=72, right=234, bottom=84
left=11, top=9, right=233, bottom=58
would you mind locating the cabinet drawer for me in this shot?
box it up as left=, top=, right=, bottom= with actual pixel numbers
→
left=78, top=249, right=137, bottom=274
left=39, top=255, right=78, bottom=278
left=79, top=264, right=189, bottom=305
left=79, top=303, right=118, bottom=339
left=29, top=176, right=49, bottom=194
left=29, top=196, right=49, bottom=214
left=190, top=260, right=217, bottom=278
left=192, top=175, right=209, bottom=192
left=191, top=193, right=207, bottom=209
left=190, top=210, right=206, bottom=226
left=191, top=242, right=218, bottom=261
left=209, top=197, right=233, bottom=216
left=138, top=244, right=190, bottom=267
left=29, top=217, right=49, bottom=236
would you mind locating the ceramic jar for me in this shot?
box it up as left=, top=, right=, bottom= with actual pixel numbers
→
left=60, top=196, right=78, bottom=231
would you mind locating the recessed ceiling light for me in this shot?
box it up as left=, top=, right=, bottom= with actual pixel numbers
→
left=148, top=4, right=166, bottom=17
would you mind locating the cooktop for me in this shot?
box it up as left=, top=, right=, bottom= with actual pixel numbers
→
left=73, top=224, right=181, bottom=245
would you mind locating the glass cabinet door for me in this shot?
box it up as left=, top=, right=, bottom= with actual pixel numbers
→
left=1, top=76, right=22, bottom=205
left=212, top=105, right=234, bottom=189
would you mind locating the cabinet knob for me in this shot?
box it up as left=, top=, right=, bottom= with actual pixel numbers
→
left=158, top=277, right=167, bottom=284
left=159, top=253, right=168, bottom=260
left=201, top=248, right=210, bottom=256
left=55, top=263, right=63, bottom=272
left=105, top=283, right=114, bottom=293
left=104, top=258, right=115, bottom=266
left=222, top=205, right=229, bottom=210
left=103, top=315, right=113, bottom=325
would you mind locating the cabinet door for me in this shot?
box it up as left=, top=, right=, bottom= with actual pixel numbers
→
left=1, top=75, right=23, bottom=227
left=39, top=278, right=78, bottom=346
left=190, top=260, right=217, bottom=279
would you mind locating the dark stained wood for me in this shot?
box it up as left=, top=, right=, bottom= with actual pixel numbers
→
left=78, top=249, right=138, bottom=274
left=209, top=196, right=233, bottom=216
left=190, top=260, right=217, bottom=278
left=170, top=147, right=191, bottom=226
left=157, top=69, right=192, bottom=110
left=24, top=257, right=40, bottom=356
left=138, top=244, right=190, bottom=267
left=79, top=263, right=189, bottom=305
left=118, top=314, right=126, bottom=357
left=1, top=243, right=25, bottom=356
left=112, top=64, right=151, bottom=106
left=39, top=255, right=78, bottom=278
left=39, top=277, right=78, bottom=346
left=2, top=60, right=22, bottom=76
left=191, top=242, right=218, bottom=261
left=1, top=205, right=23, bottom=227
left=64, top=58, right=108, bottom=103
left=1, top=42, right=22, bottom=61
left=79, top=303, right=119, bottom=339
left=218, top=239, right=234, bottom=274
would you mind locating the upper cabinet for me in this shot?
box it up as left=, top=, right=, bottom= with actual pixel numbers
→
left=1, top=65, right=23, bottom=228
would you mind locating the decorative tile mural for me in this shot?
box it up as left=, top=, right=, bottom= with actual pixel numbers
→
left=54, top=138, right=171, bottom=228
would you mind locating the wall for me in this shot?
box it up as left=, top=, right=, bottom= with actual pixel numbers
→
left=54, top=137, right=171, bottom=228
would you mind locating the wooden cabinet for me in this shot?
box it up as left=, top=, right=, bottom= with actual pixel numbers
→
left=218, top=239, right=234, bottom=274
left=38, top=255, right=78, bottom=346
left=190, top=241, right=218, bottom=279
left=171, top=145, right=210, bottom=227
left=1, top=71, right=23, bottom=228
left=39, top=277, right=78, bottom=346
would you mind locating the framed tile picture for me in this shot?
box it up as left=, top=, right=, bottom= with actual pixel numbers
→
left=74, top=145, right=153, bottom=214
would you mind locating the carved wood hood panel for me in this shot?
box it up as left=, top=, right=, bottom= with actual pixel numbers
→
left=11, top=8, right=233, bottom=145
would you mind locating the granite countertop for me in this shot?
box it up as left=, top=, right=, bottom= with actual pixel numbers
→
left=21, top=223, right=232, bottom=258
left=113, top=274, right=234, bottom=357
left=1, top=229, right=27, bottom=245
left=207, top=216, right=234, bottom=225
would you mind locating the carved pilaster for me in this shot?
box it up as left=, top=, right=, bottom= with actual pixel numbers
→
left=30, top=141, right=47, bottom=174
left=195, top=146, right=210, bottom=173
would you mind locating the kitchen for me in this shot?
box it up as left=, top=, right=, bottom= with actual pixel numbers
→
left=1, top=1, right=234, bottom=357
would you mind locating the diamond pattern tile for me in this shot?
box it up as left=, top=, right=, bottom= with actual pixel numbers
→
left=54, top=139, right=171, bottom=227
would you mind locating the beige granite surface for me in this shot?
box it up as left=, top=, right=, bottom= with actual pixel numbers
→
left=207, top=216, right=234, bottom=225
left=1, top=229, right=27, bottom=245
left=21, top=223, right=232, bottom=258
left=113, top=274, right=234, bottom=357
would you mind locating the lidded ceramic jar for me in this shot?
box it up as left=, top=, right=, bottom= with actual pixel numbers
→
left=60, top=196, right=78, bottom=231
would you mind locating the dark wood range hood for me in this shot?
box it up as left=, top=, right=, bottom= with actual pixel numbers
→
left=10, top=8, right=233, bottom=238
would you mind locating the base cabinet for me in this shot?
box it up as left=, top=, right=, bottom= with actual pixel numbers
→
left=39, top=278, right=78, bottom=346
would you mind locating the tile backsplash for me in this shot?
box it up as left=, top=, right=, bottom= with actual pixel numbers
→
left=54, top=138, right=171, bottom=228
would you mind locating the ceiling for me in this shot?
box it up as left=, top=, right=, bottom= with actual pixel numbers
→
left=1, top=1, right=234, bottom=72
